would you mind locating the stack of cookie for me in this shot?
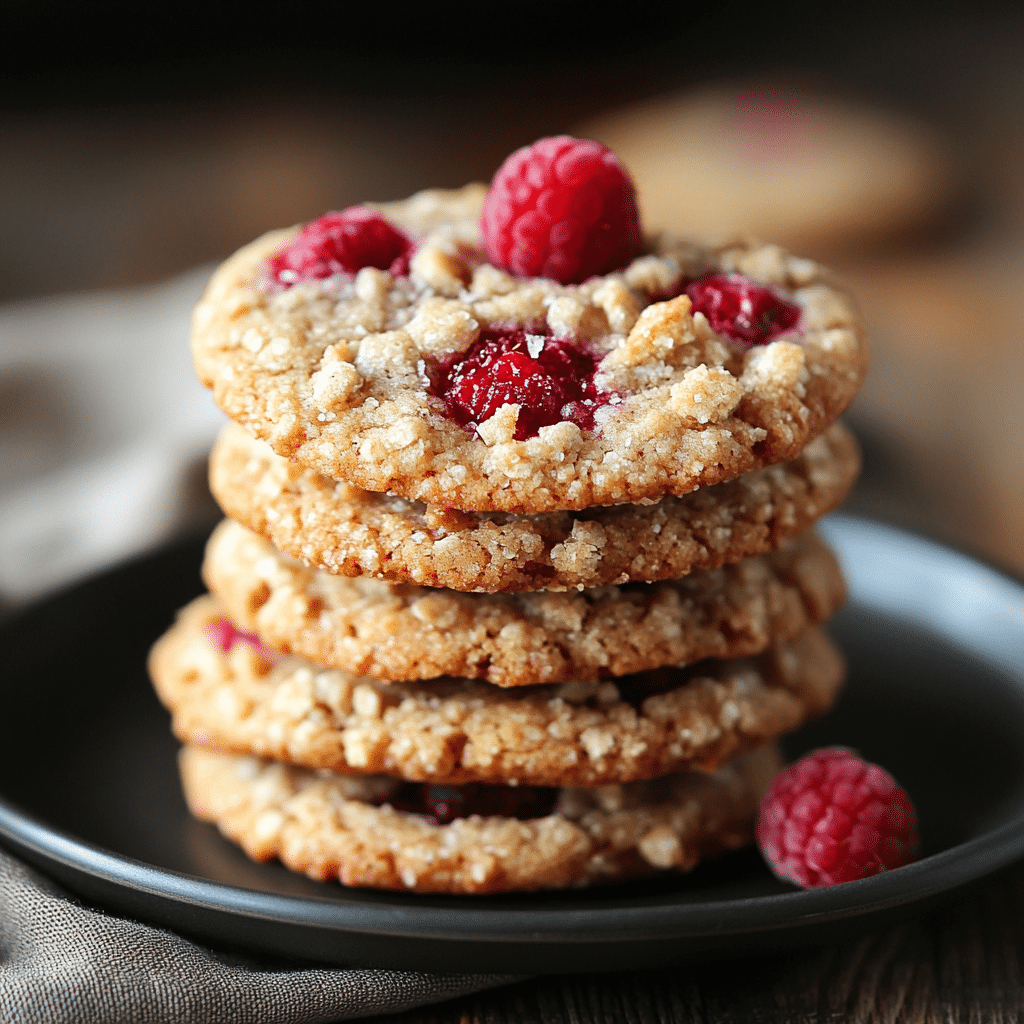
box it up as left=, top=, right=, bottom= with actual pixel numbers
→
left=149, top=140, right=868, bottom=894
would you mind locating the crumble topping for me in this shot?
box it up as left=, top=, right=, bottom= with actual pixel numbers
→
left=191, top=185, right=868, bottom=513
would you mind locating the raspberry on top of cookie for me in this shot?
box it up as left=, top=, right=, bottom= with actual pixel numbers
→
left=191, top=136, right=868, bottom=514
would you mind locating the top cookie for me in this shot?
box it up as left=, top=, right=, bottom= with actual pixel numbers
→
left=191, top=186, right=868, bottom=513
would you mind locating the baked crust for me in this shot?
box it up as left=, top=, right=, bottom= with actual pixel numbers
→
left=202, top=519, right=847, bottom=686
left=209, top=420, right=859, bottom=592
left=178, top=743, right=782, bottom=893
left=151, top=594, right=843, bottom=787
left=190, top=186, right=868, bottom=513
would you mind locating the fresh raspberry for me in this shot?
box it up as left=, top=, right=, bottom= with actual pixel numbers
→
left=433, top=328, right=608, bottom=439
left=758, top=748, right=919, bottom=889
left=268, top=206, right=412, bottom=286
left=480, top=135, right=642, bottom=284
left=208, top=620, right=281, bottom=663
left=686, top=272, right=801, bottom=348
left=388, top=781, right=558, bottom=825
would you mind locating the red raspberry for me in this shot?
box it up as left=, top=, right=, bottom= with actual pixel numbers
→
left=208, top=620, right=281, bottom=663
left=433, top=328, right=607, bottom=439
left=480, top=136, right=642, bottom=284
left=387, top=782, right=558, bottom=825
left=268, top=206, right=412, bottom=286
left=686, top=272, right=800, bottom=348
left=758, top=748, right=919, bottom=888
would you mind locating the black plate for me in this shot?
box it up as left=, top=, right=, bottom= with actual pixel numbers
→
left=2, top=515, right=1024, bottom=973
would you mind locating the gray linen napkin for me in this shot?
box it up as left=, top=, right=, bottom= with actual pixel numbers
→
left=0, top=268, right=225, bottom=606
left=0, top=848, right=517, bottom=1024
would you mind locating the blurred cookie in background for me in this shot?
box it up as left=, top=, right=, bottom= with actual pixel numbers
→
left=838, top=249, right=1023, bottom=569
left=577, top=84, right=958, bottom=258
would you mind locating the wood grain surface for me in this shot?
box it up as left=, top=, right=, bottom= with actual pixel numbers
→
left=372, top=861, right=1024, bottom=1023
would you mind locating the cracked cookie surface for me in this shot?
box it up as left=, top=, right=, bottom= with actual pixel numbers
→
left=191, top=186, right=868, bottom=513
left=178, top=743, right=780, bottom=893
left=151, top=594, right=842, bottom=786
left=202, top=519, right=846, bottom=686
left=210, top=420, right=858, bottom=592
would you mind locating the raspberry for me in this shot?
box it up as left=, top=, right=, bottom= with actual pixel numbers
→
left=480, top=135, right=641, bottom=284
left=758, top=748, right=919, bottom=888
left=433, top=328, right=608, bottom=439
left=387, top=781, right=558, bottom=825
left=208, top=620, right=281, bottom=663
left=686, top=272, right=800, bottom=348
left=268, top=206, right=412, bottom=286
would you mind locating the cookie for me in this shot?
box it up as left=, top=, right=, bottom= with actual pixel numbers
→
left=150, top=593, right=843, bottom=787
left=578, top=85, right=955, bottom=255
left=202, top=519, right=846, bottom=687
left=190, top=185, right=868, bottom=513
left=178, top=743, right=781, bottom=893
left=209, top=420, right=859, bottom=593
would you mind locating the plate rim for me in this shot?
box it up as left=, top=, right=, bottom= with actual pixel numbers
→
left=3, top=513, right=1024, bottom=959
left=4, top=792, right=1024, bottom=944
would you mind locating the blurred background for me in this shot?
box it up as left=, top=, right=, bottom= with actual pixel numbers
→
left=1, top=0, right=1023, bottom=607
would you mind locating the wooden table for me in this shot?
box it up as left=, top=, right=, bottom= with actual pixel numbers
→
left=375, top=862, right=1024, bottom=1022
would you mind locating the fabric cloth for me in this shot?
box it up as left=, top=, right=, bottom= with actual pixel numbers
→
left=0, top=269, right=223, bottom=606
left=0, top=848, right=516, bottom=1024
left=0, top=274, right=518, bottom=1020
